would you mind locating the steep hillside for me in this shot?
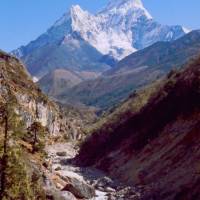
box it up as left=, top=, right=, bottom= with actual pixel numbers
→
left=58, top=67, right=161, bottom=110
left=76, top=57, right=200, bottom=199
left=15, top=36, right=110, bottom=78
left=0, top=51, right=48, bottom=199
left=12, top=0, right=186, bottom=78
left=38, top=69, right=100, bottom=97
left=0, top=50, right=100, bottom=200
left=0, top=51, right=93, bottom=140
left=57, top=30, right=200, bottom=110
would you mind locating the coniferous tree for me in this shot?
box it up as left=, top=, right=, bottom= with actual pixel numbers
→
left=0, top=95, right=45, bottom=199
left=28, top=121, right=45, bottom=153
left=0, top=95, right=26, bottom=199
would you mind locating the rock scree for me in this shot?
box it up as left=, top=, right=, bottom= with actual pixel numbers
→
left=45, top=143, right=142, bottom=200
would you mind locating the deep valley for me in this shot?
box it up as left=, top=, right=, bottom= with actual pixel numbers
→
left=0, top=0, right=200, bottom=200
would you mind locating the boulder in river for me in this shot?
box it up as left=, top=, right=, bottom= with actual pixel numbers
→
left=56, top=152, right=67, bottom=157
left=61, top=177, right=95, bottom=199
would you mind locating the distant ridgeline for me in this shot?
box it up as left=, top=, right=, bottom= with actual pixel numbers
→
left=11, top=0, right=188, bottom=112
left=56, top=30, right=200, bottom=111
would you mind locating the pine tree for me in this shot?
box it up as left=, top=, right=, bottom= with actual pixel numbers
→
left=0, top=95, right=26, bottom=199
left=0, top=96, right=45, bottom=199
left=28, top=122, right=45, bottom=153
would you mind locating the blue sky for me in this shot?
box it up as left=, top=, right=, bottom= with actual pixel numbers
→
left=0, top=0, right=200, bottom=52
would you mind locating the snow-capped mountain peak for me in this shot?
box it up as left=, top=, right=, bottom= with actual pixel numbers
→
left=53, top=5, right=88, bottom=27
left=106, top=0, right=143, bottom=9
left=70, top=5, right=94, bottom=34
left=12, top=0, right=187, bottom=71
left=102, top=0, right=152, bottom=19
left=64, top=0, right=156, bottom=59
left=71, top=4, right=88, bottom=18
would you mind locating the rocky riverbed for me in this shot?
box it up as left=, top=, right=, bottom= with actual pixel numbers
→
left=44, top=143, right=142, bottom=200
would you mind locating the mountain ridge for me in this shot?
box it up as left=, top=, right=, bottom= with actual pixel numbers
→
left=12, top=0, right=187, bottom=78
left=55, top=30, right=200, bottom=110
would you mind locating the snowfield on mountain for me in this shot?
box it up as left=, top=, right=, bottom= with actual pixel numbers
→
left=12, top=0, right=187, bottom=78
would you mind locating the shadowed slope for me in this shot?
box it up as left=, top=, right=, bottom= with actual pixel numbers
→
left=76, top=57, right=200, bottom=200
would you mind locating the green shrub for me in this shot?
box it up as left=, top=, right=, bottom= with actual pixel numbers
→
left=0, top=147, right=46, bottom=200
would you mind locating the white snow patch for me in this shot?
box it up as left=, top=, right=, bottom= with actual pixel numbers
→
left=182, top=26, right=191, bottom=34
left=32, top=76, right=39, bottom=83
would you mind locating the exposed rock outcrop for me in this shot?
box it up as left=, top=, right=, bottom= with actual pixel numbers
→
left=61, top=177, right=95, bottom=199
left=0, top=51, right=91, bottom=140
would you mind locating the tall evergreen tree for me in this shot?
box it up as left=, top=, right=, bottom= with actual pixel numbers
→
left=28, top=121, right=45, bottom=153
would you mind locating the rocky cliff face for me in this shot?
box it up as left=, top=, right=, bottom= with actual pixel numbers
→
left=0, top=51, right=89, bottom=139
left=76, top=57, right=200, bottom=199
left=15, top=93, right=61, bottom=136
